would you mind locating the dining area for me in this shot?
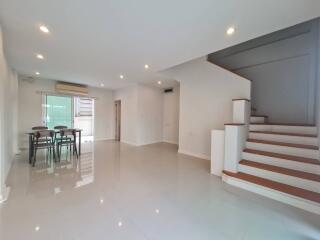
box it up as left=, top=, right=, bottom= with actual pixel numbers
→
left=27, top=126, right=82, bottom=167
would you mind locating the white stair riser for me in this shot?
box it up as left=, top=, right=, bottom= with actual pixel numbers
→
left=249, top=133, right=318, bottom=146
left=222, top=174, right=320, bottom=214
left=239, top=164, right=320, bottom=193
left=246, top=142, right=319, bottom=159
left=242, top=152, right=320, bottom=174
left=249, top=125, right=317, bottom=135
left=250, top=117, right=266, bottom=123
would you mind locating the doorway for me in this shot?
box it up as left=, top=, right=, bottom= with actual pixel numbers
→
left=114, top=100, right=121, bottom=141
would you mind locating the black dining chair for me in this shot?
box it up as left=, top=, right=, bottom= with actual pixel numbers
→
left=54, top=125, right=68, bottom=130
left=57, top=129, right=78, bottom=159
left=54, top=125, right=71, bottom=143
left=32, top=126, right=48, bottom=130
left=31, top=126, right=50, bottom=145
left=32, top=130, right=56, bottom=166
left=53, top=125, right=71, bottom=148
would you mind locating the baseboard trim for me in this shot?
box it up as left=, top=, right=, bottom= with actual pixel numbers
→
left=94, top=138, right=115, bottom=142
left=222, top=173, right=320, bottom=215
left=121, top=140, right=139, bottom=146
left=138, top=141, right=163, bottom=146
left=163, top=140, right=178, bottom=145
left=120, top=140, right=180, bottom=147
left=178, top=149, right=210, bottom=160
left=0, top=186, right=11, bottom=204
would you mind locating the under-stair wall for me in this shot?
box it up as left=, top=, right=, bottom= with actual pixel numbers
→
left=316, top=20, right=320, bottom=150
left=162, top=57, right=251, bottom=159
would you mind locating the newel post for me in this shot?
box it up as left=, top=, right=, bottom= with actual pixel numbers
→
left=224, top=124, right=248, bottom=173
left=232, top=99, right=251, bottom=125
left=223, top=98, right=250, bottom=173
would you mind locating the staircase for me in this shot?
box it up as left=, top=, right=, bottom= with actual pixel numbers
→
left=223, top=115, right=320, bottom=214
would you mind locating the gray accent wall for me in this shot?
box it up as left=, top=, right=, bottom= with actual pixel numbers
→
left=208, top=19, right=320, bottom=124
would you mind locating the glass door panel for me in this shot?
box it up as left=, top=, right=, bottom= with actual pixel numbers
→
left=74, top=97, right=94, bottom=142
left=45, top=95, right=73, bottom=129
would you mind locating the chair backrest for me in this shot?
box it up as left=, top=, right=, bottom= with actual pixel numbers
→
left=60, top=129, right=76, bottom=137
left=35, top=130, right=55, bottom=139
left=54, top=125, right=68, bottom=130
left=32, top=126, right=48, bottom=130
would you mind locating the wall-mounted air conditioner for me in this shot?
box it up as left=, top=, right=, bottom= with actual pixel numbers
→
left=55, top=82, right=88, bottom=95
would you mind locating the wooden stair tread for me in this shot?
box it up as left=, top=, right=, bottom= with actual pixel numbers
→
left=250, top=123, right=315, bottom=127
left=240, top=160, right=320, bottom=182
left=243, top=148, right=320, bottom=165
left=247, top=139, right=319, bottom=150
left=223, top=170, right=320, bottom=203
left=249, top=131, right=317, bottom=138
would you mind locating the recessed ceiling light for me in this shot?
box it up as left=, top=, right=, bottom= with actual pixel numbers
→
left=100, top=198, right=104, bottom=204
left=100, top=83, right=105, bottom=87
left=144, top=64, right=149, bottom=69
left=36, top=54, right=44, bottom=60
left=118, top=221, right=123, bottom=227
left=35, top=226, right=40, bottom=232
left=39, top=25, right=49, bottom=33
left=35, top=71, right=40, bottom=75
left=157, top=81, right=162, bottom=85
left=226, top=27, right=235, bottom=36
left=120, top=75, right=124, bottom=79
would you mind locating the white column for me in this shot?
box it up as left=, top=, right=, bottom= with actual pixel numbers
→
left=224, top=124, right=247, bottom=173
left=211, top=130, right=225, bottom=176
left=232, top=99, right=251, bottom=124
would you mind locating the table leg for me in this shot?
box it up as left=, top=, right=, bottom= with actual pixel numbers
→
left=78, top=131, right=81, bottom=155
left=29, top=135, right=33, bottom=164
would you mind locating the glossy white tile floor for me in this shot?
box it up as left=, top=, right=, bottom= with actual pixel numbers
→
left=1, top=141, right=319, bottom=240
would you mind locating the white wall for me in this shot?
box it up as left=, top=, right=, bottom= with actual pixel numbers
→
left=0, top=26, right=18, bottom=201
left=18, top=78, right=54, bottom=148
left=18, top=78, right=114, bottom=148
left=114, top=84, right=164, bottom=146
left=209, top=19, right=319, bottom=124
left=91, top=87, right=114, bottom=141
left=164, top=57, right=251, bottom=160
left=137, top=84, right=163, bottom=145
left=114, top=86, right=139, bottom=145
left=163, top=86, right=179, bottom=144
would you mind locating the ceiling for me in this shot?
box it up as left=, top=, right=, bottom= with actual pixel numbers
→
left=0, top=0, right=320, bottom=89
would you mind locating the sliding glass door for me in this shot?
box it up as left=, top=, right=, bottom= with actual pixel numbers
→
left=43, top=94, right=94, bottom=142
left=45, top=95, right=73, bottom=129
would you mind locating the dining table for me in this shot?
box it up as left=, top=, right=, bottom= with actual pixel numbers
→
left=26, top=128, right=82, bottom=164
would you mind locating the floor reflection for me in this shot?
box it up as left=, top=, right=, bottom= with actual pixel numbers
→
left=1, top=141, right=319, bottom=240
left=28, top=142, right=95, bottom=196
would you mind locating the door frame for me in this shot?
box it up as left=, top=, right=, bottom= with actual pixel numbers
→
left=114, top=100, right=121, bottom=141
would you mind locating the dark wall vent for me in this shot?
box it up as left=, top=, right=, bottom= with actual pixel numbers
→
left=164, top=88, right=173, bottom=93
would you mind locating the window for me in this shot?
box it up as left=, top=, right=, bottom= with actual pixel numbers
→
left=74, top=97, right=93, bottom=117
